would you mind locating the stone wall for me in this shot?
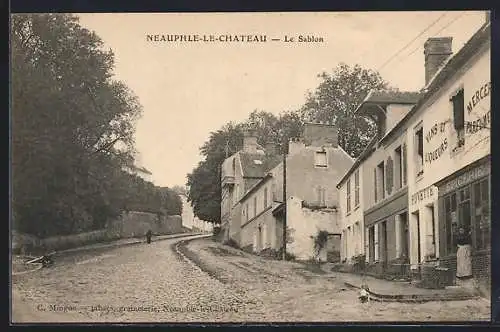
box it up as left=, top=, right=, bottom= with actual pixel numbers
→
left=286, top=196, right=341, bottom=261
left=107, top=212, right=183, bottom=238
left=12, top=211, right=183, bottom=255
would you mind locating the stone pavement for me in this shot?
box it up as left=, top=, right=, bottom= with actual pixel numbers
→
left=182, top=238, right=490, bottom=321
left=319, top=263, right=479, bottom=302
left=11, top=236, right=491, bottom=323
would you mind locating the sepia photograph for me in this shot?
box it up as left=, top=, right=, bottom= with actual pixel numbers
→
left=10, top=10, right=492, bottom=323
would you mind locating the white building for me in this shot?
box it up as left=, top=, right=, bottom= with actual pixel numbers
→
left=404, top=22, right=490, bottom=293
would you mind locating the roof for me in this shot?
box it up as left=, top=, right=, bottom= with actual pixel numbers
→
left=378, top=22, right=491, bottom=147
left=336, top=136, right=378, bottom=188
left=365, top=90, right=422, bottom=104
left=337, top=22, right=490, bottom=188
left=239, top=152, right=282, bottom=178
left=239, top=173, right=273, bottom=203
left=354, top=90, right=422, bottom=115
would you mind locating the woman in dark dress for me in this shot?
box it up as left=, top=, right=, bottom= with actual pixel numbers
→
left=146, top=230, right=152, bottom=244
left=456, top=227, right=472, bottom=279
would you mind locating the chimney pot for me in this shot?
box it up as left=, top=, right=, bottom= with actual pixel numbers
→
left=242, top=129, right=258, bottom=153
left=424, top=37, right=453, bottom=85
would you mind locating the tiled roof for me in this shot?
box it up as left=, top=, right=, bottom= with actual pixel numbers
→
left=364, top=90, right=422, bottom=105
left=239, top=152, right=282, bottom=178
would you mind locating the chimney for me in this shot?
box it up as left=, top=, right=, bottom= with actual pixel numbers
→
left=243, top=129, right=258, bottom=153
left=288, top=137, right=305, bottom=156
left=303, top=122, right=338, bottom=147
left=265, top=142, right=277, bottom=155
left=424, top=37, right=453, bottom=85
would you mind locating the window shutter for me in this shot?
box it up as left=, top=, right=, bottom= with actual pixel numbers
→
left=374, top=168, right=378, bottom=202
left=402, top=143, right=407, bottom=186
left=452, top=90, right=465, bottom=130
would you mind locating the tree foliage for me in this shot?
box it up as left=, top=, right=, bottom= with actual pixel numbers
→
left=11, top=14, right=181, bottom=237
left=187, top=63, right=394, bottom=223
left=301, top=63, right=393, bottom=157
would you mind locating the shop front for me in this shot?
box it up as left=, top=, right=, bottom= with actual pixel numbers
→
left=435, top=155, right=490, bottom=293
left=364, top=188, right=409, bottom=279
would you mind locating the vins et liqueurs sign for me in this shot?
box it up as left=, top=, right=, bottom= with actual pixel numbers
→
left=424, top=81, right=490, bottom=165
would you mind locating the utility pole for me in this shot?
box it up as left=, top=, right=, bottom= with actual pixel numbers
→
left=282, top=143, right=287, bottom=261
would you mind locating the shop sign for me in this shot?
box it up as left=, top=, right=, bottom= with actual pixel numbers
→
left=440, top=162, right=490, bottom=195
left=411, top=185, right=434, bottom=205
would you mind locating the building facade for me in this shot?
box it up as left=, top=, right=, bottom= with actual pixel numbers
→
left=235, top=122, right=354, bottom=261
left=220, top=129, right=282, bottom=244
left=404, top=23, right=491, bottom=293
left=337, top=91, right=420, bottom=276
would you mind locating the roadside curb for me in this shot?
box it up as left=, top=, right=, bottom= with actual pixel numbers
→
left=172, top=235, right=227, bottom=284
left=343, top=281, right=478, bottom=303
left=12, top=233, right=206, bottom=278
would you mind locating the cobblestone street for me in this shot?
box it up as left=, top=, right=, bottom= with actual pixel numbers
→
left=12, top=235, right=491, bottom=323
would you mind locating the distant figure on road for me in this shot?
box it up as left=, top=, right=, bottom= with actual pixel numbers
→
left=146, top=230, right=152, bottom=244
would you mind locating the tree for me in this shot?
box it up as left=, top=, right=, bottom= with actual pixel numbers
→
left=171, top=185, right=188, bottom=196
left=158, top=187, right=183, bottom=216
left=11, top=14, right=142, bottom=236
left=187, top=122, right=244, bottom=223
left=300, top=63, right=394, bottom=158
left=187, top=111, right=303, bottom=223
left=187, top=64, right=393, bottom=222
left=245, top=110, right=304, bottom=153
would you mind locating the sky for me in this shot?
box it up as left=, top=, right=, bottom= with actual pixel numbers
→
left=77, top=11, right=487, bottom=188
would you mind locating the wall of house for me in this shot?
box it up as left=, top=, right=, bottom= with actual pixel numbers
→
left=239, top=206, right=280, bottom=252
left=385, top=104, right=414, bottom=135
left=338, top=164, right=365, bottom=262
left=406, top=38, right=490, bottom=267
left=239, top=177, right=277, bottom=251
left=286, top=196, right=340, bottom=261
left=286, top=146, right=353, bottom=207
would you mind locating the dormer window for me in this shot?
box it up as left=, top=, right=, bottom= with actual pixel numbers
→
left=315, top=150, right=327, bottom=167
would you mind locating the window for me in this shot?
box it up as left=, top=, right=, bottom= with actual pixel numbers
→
left=473, top=179, right=490, bottom=250
left=402, top=143, right=407, bottom=186
left=264, top=187, right=268, bottom=208
left=414, top=126, right=424, bottom=177
left=395, top=146, right=402, bottom=189
left=377, top=161, right=385, bottom=200
left=315, top=151, right=327, bottom=167
left=346, top=179, right=351, bottom=213
left=317, top=186, right=326, bottom=206
left=373, top=168, right=377, bottom=202
left=451, top=89, right=465, bottom=148
left=354, top=170, right=360, bottom=207
left=253, top=196, right=257, bottom=217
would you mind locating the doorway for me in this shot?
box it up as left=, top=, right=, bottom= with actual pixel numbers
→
left=380, top=221, right=388, bottom=268
left=412, top=211, right=421, bottom=264
left=399, top=212, right=410, bottom=263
